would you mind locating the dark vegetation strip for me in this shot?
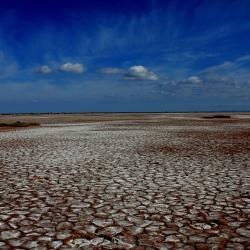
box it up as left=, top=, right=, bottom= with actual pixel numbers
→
left=202, top=115, right=231, bottom=119
left=0, top=121, right=40, bottom=127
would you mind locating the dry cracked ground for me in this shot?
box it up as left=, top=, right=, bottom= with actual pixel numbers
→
left=0, top=114, right=249, bottom=250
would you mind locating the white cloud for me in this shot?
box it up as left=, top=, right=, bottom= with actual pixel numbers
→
left=236, top=55, right=250, bottom=62
left=202, top=61, right=234, bottom=74
left=36, top=65, right=53, bottom=74
left=125, top=65, right=159, bottom=80
left=59, top=63, right=85, bottom=74
left=200, top=59, right=250, bottom=84
left=187, top=76, right=203, bottom=84
left=99, top=67, right=124, bottom=74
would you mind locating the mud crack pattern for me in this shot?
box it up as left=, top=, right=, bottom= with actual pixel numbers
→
left=0, top=119, right=249, bottom=249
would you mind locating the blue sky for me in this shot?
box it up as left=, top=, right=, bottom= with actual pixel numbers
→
left=0, top=0, right=250, bottom=112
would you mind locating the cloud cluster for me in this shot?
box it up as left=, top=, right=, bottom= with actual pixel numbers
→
left=125, top=65, right=159, bottom=80
left=99, top=67, right=124, bottom=74
left=99, top=65, right=159, bottom=81
left=154, top=56, right=250, bottom=98
left=36, top=63, right=85, bottom=74
left=187, top=76, right=203, bottom=84
left=182, top=56, right=249, bottom=97
left=154, top=75, right=205, bottom=97
left=35, top=63, right=159, bottom=81
left=36, top=65, right=53, bottom=74
left=59, top=63, right=85, bottom=74
left=29, top=56, right=250, bottom=101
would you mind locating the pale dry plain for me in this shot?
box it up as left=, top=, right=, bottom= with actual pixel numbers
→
left=0, top=113, right=249, bottom=250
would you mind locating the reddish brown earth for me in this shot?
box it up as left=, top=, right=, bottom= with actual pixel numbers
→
left=0, top=113, right=249, bottom=249
left=0, top=127, right=17, bottom=132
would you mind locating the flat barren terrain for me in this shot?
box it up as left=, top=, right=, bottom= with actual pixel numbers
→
left=0, top=113, right=249, bottom=249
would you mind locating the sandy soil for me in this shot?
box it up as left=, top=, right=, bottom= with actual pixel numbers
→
left=0, top=113, right=249, bottom=249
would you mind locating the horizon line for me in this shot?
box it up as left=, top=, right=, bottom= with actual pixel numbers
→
left=1, top=110, right=250, bottom=115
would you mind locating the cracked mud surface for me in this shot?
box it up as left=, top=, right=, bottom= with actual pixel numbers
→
left=0, top=114, right=249, bottom=249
